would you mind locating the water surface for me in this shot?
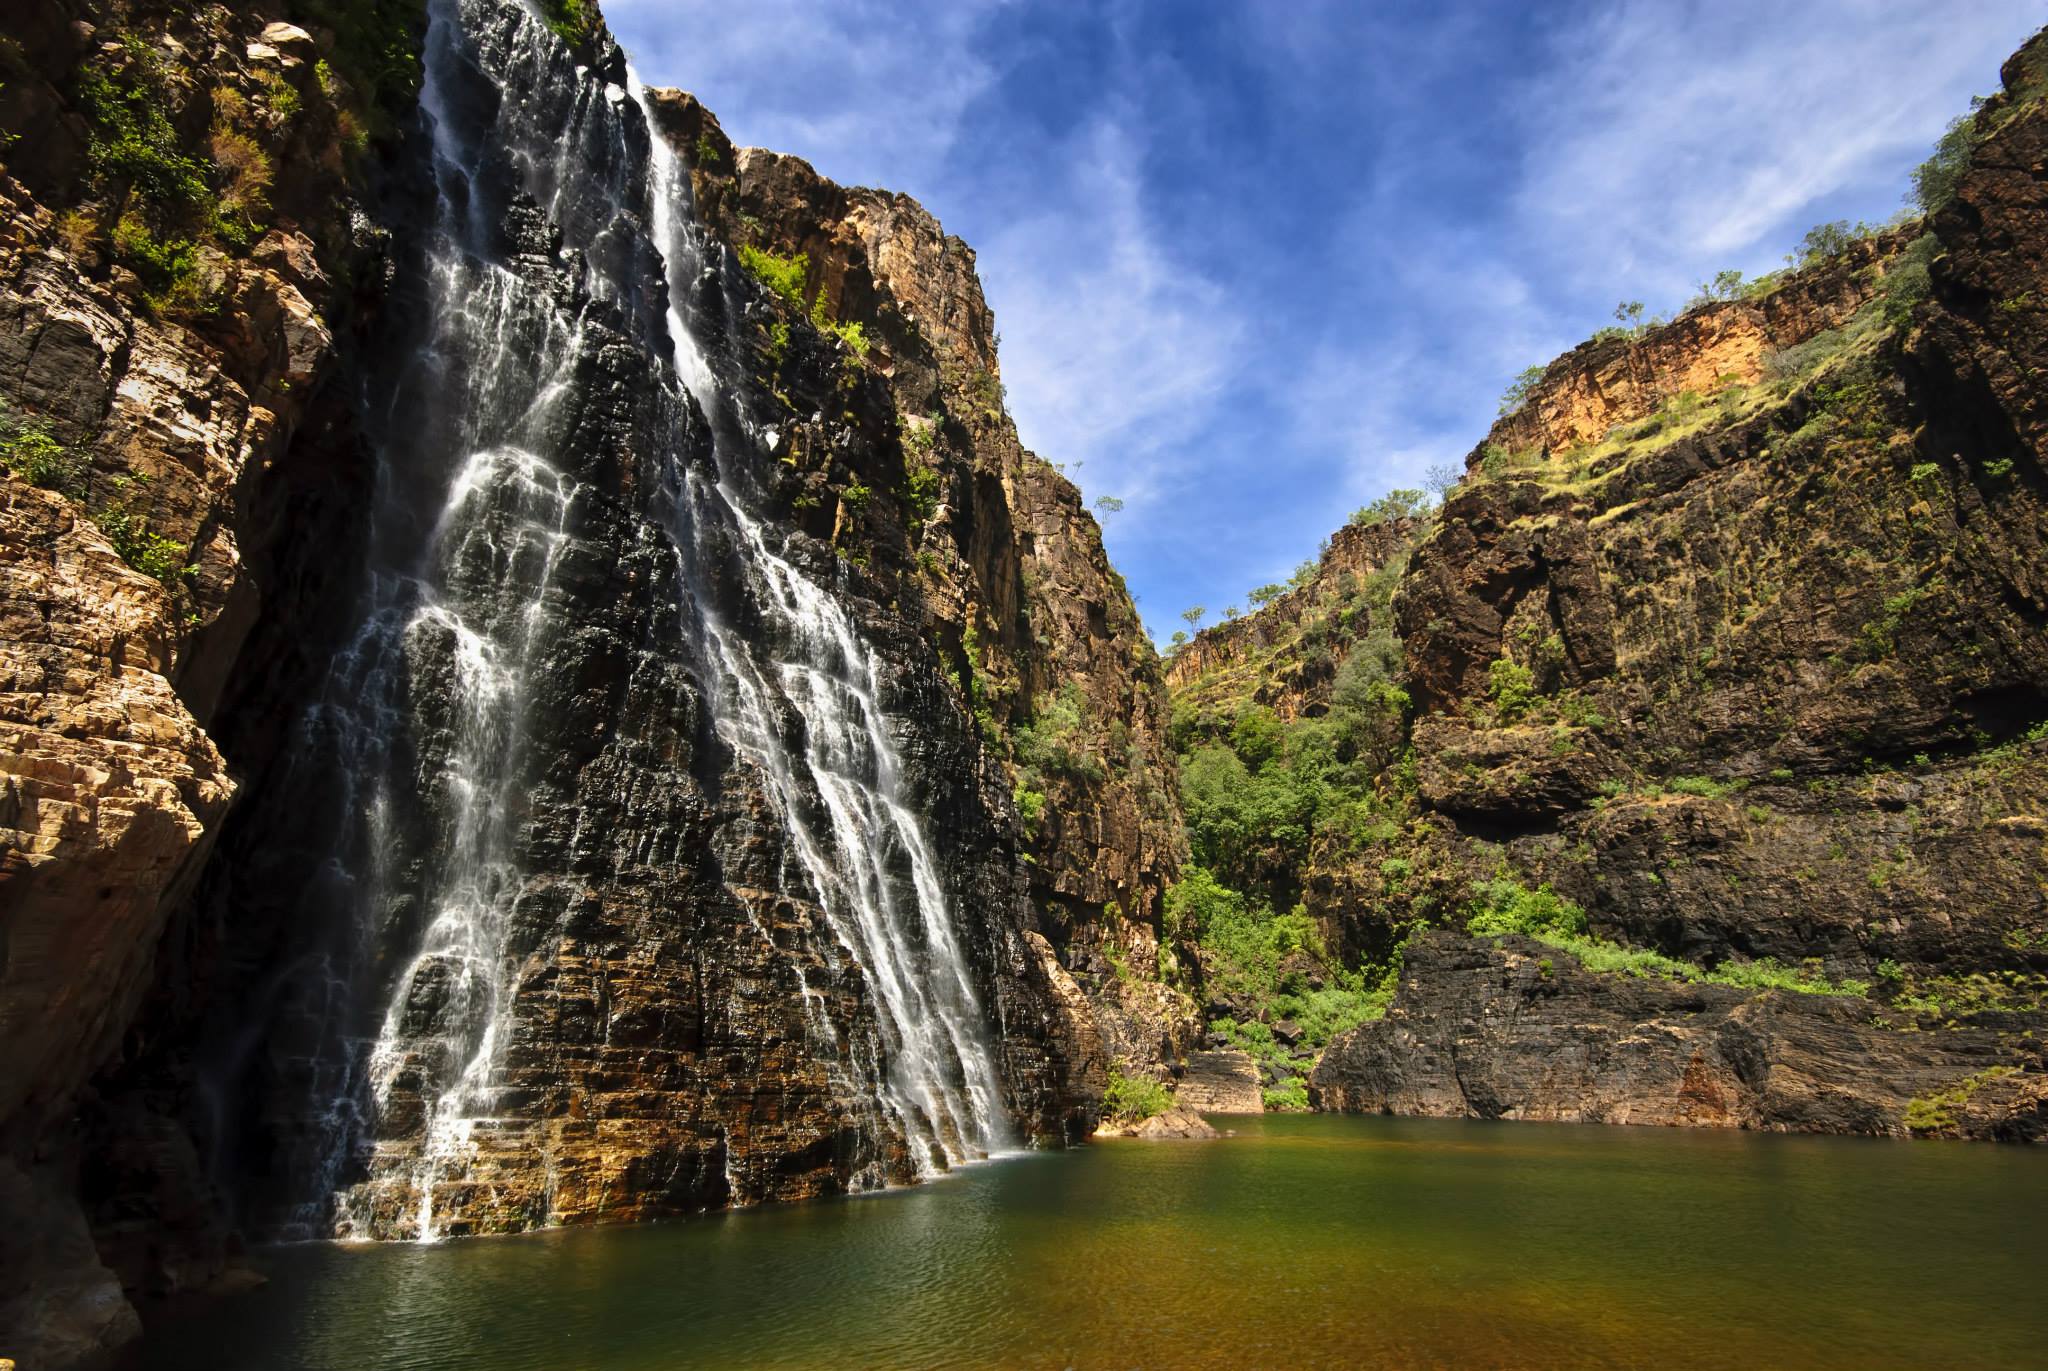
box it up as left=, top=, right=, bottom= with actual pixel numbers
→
left=142, top=1115, right=2048, bottom=1370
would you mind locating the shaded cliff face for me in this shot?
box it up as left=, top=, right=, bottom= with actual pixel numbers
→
left=646, top=91, right=1192, bottom=1070
left=0, top=0, right=408, bottom=1357
left=1175, top=32, right=2048, bottom=1139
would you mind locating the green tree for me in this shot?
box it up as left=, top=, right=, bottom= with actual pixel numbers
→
left=1796, top=220, right=1853, bottom=263
left=1350, top=488, right=1428, bottom=527
left=1911, top=110, right=1978, bottom=214
left=1498, top=363, right=1547, bottom=417
left=1697, top=269, right=1744, bottom=301
left=1182, top=606, right=1205, bottom=632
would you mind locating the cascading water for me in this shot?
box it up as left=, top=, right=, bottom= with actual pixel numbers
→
left=636, top=83, right=1012, bottom=1183
left=279, top=0, right=1011, bottom=1241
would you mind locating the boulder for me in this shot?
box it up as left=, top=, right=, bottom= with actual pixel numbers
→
left=1131, top=1104, right=1220, bottom=1140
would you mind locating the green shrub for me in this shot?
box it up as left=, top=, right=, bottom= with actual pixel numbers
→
left=829, top=318, right=870, bottom=359
left=1912, top=111, right=1978, bottom=214
left=738, top=244, right=809, bottom=308
left=1014, top=682, right=1102, bottom=781
left=1904, top=1065, right=2018, bottom=1134
left=1012, top=784, right=1046, bottom=835
left=539, top=0, right=596, bottom=45
left=93, top=502, right=193, bottom=586
left=1102, top=1069, right=1173, bottom=1124
left=1529, top=926, right=1868, bottom=997
left=77, top=39, right=210, bottom=210
left=904, top=460, right=941, bottom=526
left=111, top=213, right=203, bottom=311
left=1349, top=488, right=1428, bottom=527
left=0, top=414, right=86, bottom=495
left=1263, top=1079, right=1310, bottom=1112
left=1487, top=657, right=1538, bottom=721
left=1796, top=220, right=1854, bottom=262
left=692, top=131, right=723, bottom=168
left=1161, top=864, right=1241, bottom=940
left=1498, top=364, right=1546, bottom=417
left=1465, top=877, right=1588, bottom=939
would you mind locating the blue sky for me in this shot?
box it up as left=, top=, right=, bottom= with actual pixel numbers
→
left=605, top=0, right=2042, bottom=642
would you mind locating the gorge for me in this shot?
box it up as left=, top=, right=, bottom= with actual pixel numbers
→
left=0, top=0, right=2044, bottom=1367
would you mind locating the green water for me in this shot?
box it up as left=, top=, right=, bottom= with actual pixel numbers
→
left=141, top=1116, right=2048, bottom=1370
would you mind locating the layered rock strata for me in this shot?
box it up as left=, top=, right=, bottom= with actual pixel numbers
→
left=1174, top=29, right=2048, bottom=1139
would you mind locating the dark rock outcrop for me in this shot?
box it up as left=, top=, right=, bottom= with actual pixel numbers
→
left=1173, top=29, right=2048, bottom=1140
left=1311, top=931, right=2048, bottom=1142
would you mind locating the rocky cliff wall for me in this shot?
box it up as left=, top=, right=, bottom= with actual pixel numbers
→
left=1174, top=31, right=2048, bottom=1141
left=647, top=91, right=1192, bottom=1070
left=0, top=2, right=1184, bottom=1364
left=1165, top=516, right=1418, bottom=723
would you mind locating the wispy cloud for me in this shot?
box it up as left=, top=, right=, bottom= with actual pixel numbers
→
left=604, top=0, right=1010, bottom=197
left=979, top=114, right=1243, bottom=521
left=601, top=0, right=2042, bottom=640
left=1514, top=0, right=2036, bottom=297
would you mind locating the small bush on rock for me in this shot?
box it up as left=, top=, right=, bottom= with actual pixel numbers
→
left=1103, top=1069, right=1172, bottom=1124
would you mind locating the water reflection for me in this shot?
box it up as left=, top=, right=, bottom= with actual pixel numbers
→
left=141, top=1116, right=2048, bottom=1370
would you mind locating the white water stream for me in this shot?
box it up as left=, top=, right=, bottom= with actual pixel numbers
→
left=317, top=0, right=1008, bottom=1240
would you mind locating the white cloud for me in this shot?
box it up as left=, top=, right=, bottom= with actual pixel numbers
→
left=1514, top=0, right=2041, bottom=298
left=602, top=0, right=1010, bottom=197
left=979, top=115, right=1244, bottom=521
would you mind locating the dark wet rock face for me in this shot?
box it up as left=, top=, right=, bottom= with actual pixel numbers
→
left=647, top=88, right=1193, bottom=1069
left=1311, top=932, right=2048, bottom=1141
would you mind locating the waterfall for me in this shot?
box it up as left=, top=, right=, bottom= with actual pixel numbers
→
left=293, top=0, right=1009, bottom=1241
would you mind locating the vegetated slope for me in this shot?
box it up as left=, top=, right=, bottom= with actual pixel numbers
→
left=1162, top=30, right=2048, bottom=1138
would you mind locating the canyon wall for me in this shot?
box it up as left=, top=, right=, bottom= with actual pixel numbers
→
left=0, top=0, right=1183, bottom=1363
left=1169, top=31, right=2048, bottom=1140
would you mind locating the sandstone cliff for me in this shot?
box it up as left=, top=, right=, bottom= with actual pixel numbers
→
left=0, top=1, right=1186, bottom=1364
left=1169, top=31, right=2048, bottom=1139
left=647, top=90, right=1192, bottom=1069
